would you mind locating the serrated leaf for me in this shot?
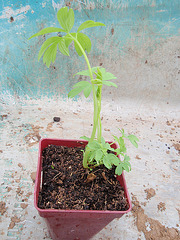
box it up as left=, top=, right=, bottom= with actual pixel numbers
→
left=114, top=136, right=126, bottom=153
left=38, top=37, right=60, bottom=61
left=124, top=155, right=130, bottom=162
left=108, top=154, right=119, bottom=166
left=73, top=81, right=90, bottom=88
left=72, top=81, right=92, bottom=98
left=43, top=42, right=58, bottom=67
left=80, top=136, right=90, bottom=141
left=125, top=161, right=131, bottom=170
left=127, top=135, right=139, bottom=148
left=95, top=149, right=103, bottom=162
left=74, top=67, right=98, bottom=77
left=58, top=38, right=70, bottom=56
left=28, top=27, right=65, bottom=40
left=89, top=151, right=96, bottom=163
left=88, top=141, right=101, bottom=150
left=57, top=7, right=74, bottom=32
left=63, top=35, right=73, bottom=47
left=68, top=86, right=84, bottom=98
left=101, top=137, right=106, bottom=146
left=77, top=20, right=105, bottom=32
left=115, top=164, right=123, bottom=176
left=122, top=163, right=130, bottom=172
left=100, top=68, right=117, bottom=80
left=102, top=81, right=117, bottom=87
left=83, top=84, right=92, bottom=98
left=74, top=33, right=91, bottom=56
left=103, top=155, right=112, bottom=169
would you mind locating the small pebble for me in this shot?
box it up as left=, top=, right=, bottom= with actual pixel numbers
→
left=53, top=117, right=60, bottom=122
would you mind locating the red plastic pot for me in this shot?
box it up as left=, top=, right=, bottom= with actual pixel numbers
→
left=35, top=138, right=132, bottom=240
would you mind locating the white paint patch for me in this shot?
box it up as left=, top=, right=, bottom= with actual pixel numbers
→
left=42, top=2, right=46, bottom=8
left=145, top=222, right=151, bottom=232
left=0, top=5, right=31, bottom=19
left=52, top=0, right=64, bottom=10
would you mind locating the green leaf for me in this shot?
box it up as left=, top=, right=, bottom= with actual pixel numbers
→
left=115, top=164, right=123, bottom=176
left=57, top=7, right=74, bottom=32
left=122, top=163, right=130, bottom=172
left=100, top=68, right=117, bottom=80
left=58, top=38, right=70, bottom=56
left=63, top=34, right=73, bottom=47
left=71, top=81, right=92, bottom=98
left=108, top=154, right=120, bottom=166
left=83, top=84, right=92, bottom=98
left=95, top=149, right=103, bottom=162
left=101, top=137, right=106, bottom=145
left=113, top=136, right=126, bottom=153
left=43, top=42, right=58, bottom=67
left=74, top=33, right=91, bottom=56
left=38, top=37, right=60, bottom=61
left=102, top=81, right=117, bottom=88
left=73, top=81, right=90, bottom=88
left=88, top=141, right=101, bottom=150
left=68, top=86, right=84, bottom=98
left=28, top=27, right=65, bottom=40
left=80, top=136, right=90, bottom=141
left=103, top=155, right=112, bottom=169
left=104, top=142, right=115, bottom=151
left=124, top=155, right=130, bottom=162
left=127, top=135, right=139, bottom=148
left=77, top=20, right=105, bottom=32
left=89, top=151, right=96, bottom=162
left=74, top=67, right=98, bottom=77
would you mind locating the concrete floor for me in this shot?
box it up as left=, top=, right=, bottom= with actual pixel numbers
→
left=0, top=98, right=179, bottom=239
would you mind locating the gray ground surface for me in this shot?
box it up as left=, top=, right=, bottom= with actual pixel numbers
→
left=0, top=99, right=179, bottom=239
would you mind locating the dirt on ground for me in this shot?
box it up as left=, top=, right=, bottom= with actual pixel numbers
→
left=144, top=188, right=156, bottom=200
left=132, top=195, right=180, bottom=240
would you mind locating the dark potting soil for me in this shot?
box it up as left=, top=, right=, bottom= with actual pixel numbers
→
left=38, top=144, right=129, bottom=211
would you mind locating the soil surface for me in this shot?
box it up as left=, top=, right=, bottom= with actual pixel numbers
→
left=38, top=144, right=129, bottom=211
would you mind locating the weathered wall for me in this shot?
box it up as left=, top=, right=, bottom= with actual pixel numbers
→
left=0, top=0, right=179, bottom=105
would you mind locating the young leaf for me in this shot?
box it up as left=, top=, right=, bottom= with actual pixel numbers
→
left=100, top=68, right=117, bottom=80
left=43, top=42, right=58, bottom=67
left=115, top=164, right=123, bottom=176
left=74, top=33, right=91, bottom=56
left=38, top=37, right=60, bottom=61
left=102, top=81, right=117, bottom=87
left=122, top=163, right=130, bottom=172
left=63, top=34, right=73, bottom=48
left=68, top=86, right=84, bottom=98
left=95, top=149, right=103, bottom=162
left=77, top=20, right=105, bottom=32
left=108, top=153, right=119, bottom=166
left=88, top=141, right=101, bottom=150
left=103, top=155, right=112, bottom=169
left=70, top=81, right=92, bottom=98
left=80, top=136, right=90, bottom=141
left=58, top=38, right=70, bottom=56
left=74, top=67, right=98, bottom=77
left=83, top=84, right=92, bottom=98
left=28, top=27, right=65, bottom=40
left=57, top=7, right=74, bottom=33
left=73, top=81, right=90, bottom=88
left=127, top=135, right=139, bottom=148
left=89, top=151, right=96, bottom=162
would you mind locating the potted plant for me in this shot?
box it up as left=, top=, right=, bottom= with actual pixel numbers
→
left=29, top=7, right=139, bottom=240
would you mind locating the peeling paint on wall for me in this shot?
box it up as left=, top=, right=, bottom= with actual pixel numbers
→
left=0, top=0, right=179, bottom=103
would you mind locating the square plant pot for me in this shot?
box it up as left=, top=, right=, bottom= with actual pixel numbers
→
left=34, top=138, right=132, bottom=240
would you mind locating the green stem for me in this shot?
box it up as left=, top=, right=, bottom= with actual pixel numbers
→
left=69, top=34, right=100, bottom=167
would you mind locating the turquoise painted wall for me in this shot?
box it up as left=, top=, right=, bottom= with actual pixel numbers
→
left=0, top=0, right=179, bottom=100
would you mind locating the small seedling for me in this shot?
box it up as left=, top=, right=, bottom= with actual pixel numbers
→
left=29, top=7, right=139, bottom=175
